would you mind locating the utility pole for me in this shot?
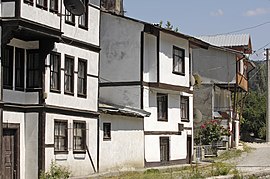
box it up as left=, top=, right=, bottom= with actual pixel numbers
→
left=266, top=48, right=270, bottom=142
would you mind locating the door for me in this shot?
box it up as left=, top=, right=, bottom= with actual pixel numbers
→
left=187, top=136, right=192, bottom=164
left=2, top=129, right=19, bottom=179
left=160, top=137, right=169, bottom=162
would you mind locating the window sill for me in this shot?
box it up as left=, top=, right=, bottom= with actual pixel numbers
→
left=36, top=4, right=48, bottom=10
left=50, top=89, right=61, bottom=94
left=26, top=88, right=42, bottom=92
left=54, top=151, right=68, bottom=155
left=181, top=119, right=190, bottom=122
left=64, top=91, right=74, bottom=96
left=78, top=25, right=88, bottom=30
left=49, top=9, right=58, bottom=13
left=158, top=119, right=168, bottom=122
left=103, top=138, right=111, bottom=141
left=15, top=87, right=24, bottom=92
left=77, top=93, right=87, bottom=98
left=73, top=150, right=86, bottom=154
left=65, top=21, right=75, bottom=26
left=172, top=71, right=185, bottom=76
left=23, top=0, right=33, bottom=5
left=3, top=86, right=13, bottom=90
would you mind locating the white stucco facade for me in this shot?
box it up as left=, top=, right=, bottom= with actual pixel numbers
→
left=99, top=113, right=144, bottom=172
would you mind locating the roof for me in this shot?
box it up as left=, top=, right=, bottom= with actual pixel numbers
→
left=198, top=34, right=250, bottom=47
left=99, top=102, right=151, bottom=118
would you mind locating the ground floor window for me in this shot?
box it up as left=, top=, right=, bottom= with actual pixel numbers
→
left=160, top=137, right=170, bottom=162
left=54, top=120, right=68, bottom=153
left=73, top=121, right=86, bottom=152
left=103, top=123, right=111, bottom=140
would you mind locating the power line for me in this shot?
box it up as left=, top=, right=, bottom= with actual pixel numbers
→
left=211, top=20, right=270, bottom=36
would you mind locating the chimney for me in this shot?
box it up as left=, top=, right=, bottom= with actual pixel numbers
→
left=101, top=0, right=124, bottom=15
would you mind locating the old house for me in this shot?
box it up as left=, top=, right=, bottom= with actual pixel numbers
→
left=0, top=0, right=100, bottom=178
left=99, top=1, right=210, bottom=167
left=193, top=34, right=255, bottom=148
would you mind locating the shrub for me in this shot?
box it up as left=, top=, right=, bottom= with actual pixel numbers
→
left=40, top=161, right=71, bottom=179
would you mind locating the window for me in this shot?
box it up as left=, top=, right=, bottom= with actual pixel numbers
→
left=54, top=120, right=68, bottom=153
left=24, top=0, right=33, bottom=5
left=73, top=121, right=86, bottom=152
left=64, top=55, right=74, bottom=94
left=173, top=46, right=185, bottom=75
left=78, top=0, right=88, bottom=28
left=50, top=0, right=58, bottom=12
left=3, top=46, right=14, bottom=89
left=27, top=50, right=41, bottom=89
left=50, top=52, right=61, bottom=92
left=103, top=123, right=111, bottom=140
left=181, top=96, right=189, bottom=121
left=36, top=0, right=47, bottom=9
left=77, top=59, right=87, bottom=97
left=15, top=48, right=25, bottom=91
left=157, top=93, right=168, bottom=121
left=65, top=9, right=75, bottom=25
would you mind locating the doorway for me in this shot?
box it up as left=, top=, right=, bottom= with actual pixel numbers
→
left=160, top=137, right=169, bottom=162
left=2, top=126, right=20, bottom=179
left=187, top=136, right=192, bottom=164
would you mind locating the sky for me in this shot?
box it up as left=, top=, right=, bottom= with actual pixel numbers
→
left=123, top=0, right=270, bottom=61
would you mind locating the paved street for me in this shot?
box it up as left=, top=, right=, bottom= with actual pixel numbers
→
left=235, top=143, right=270, bottom=173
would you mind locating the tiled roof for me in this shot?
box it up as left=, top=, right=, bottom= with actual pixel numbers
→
left=198, top=34, right=250, bottom=47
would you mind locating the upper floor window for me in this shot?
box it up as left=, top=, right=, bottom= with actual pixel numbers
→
left=77, top=59, right=87, bottom=97
left=157, top=93, right=168, bottom=121
left=65, top=9, right=75, bottom=25
left=27, top=50, right=41, bottom=89
left=73, top=121, right=86, bottom=152
left=173, top=46, right=185, bottom=75
left=181, top=96, right=189, bottom=122
left=54, top=120, right=68, bottom=153
left=50, top=0, right=58, bottom=12
left=64, top=55, right=74, bottom=94
left=36, top=0, right=47, bottom=9
left=78, top=0, right=88, bottom=29
left=50, top=52, right=61, bottom=92
left=3, top=46, right=14, bottom=89
left=15, top=48, right=25, bottom=91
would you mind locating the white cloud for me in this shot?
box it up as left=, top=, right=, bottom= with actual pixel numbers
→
left=244, top=8, right=270, bottom=17
left=210, top=9, right=224, bottom=17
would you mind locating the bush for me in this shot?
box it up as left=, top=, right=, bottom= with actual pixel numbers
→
left=40, top=161, right=71, bottom=179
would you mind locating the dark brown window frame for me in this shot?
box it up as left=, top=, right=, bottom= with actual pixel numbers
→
left=157, top=93, right=168, bottom=122
left=103, top=123, right=111, bottom=141
left=49, top=0, right=58, bottom=13
left=24, top=0, right=33, bottom=5
left=15, top=47, right=25, bottom=91
left=65, top=9, right=75, bottom=26
left=54, top=120, right=68, bottom=154
left=77, top=58, right=87, bottom=98
left=64, top=55, right=74, bottom=95
left=3, top=45, right=14, bottom=90
left=181, top=96, right=189, bottom=122
left=50, top=52, right=61, bottom=93
left=26, top=50, right=41, bottom=90
left=78, top=0, right=88, bottom=29
left=73, top=121, right=86, bottom=153
left=160, top=137, right=170, bottom=162
left=172, top=46, right=185, bottom=75
left=36, top=0, right=48, bottom=10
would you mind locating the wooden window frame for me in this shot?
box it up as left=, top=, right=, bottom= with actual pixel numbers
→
left=73, top=121, right=86, bottom=153
left=172, top=46, right=185, bottom=75
left=157, top=93, right=168, bottom=122
left=77, top=58, right=87, bottom=98
left=78, top=0, right=88, bottom=29
left=24, top=0, right=33, bottom=5
left=103, top=123, right=111, bottom=141
left=181, top=96, right=189, bottom=122
left=3, top=46, right=14, bottom=90
left=65, top=9, right=75, bottom=26
left=50, top=52, right=61, bottom=93
left=26, top=50, right=41, bottom=90
left=160, top=137, right=170, bottom=162
left=36, top=0, right=48, bottom=10
left=64, top=55, right=74, bottom=95
left=49, top=0, right=58, bottom=13
left=15, top=47, right=25, bottom=91
left=54, top=120, right=68, bottom=154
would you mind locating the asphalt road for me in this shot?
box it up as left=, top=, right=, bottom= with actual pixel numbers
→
left=235, top=143, right=270, bottom=173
